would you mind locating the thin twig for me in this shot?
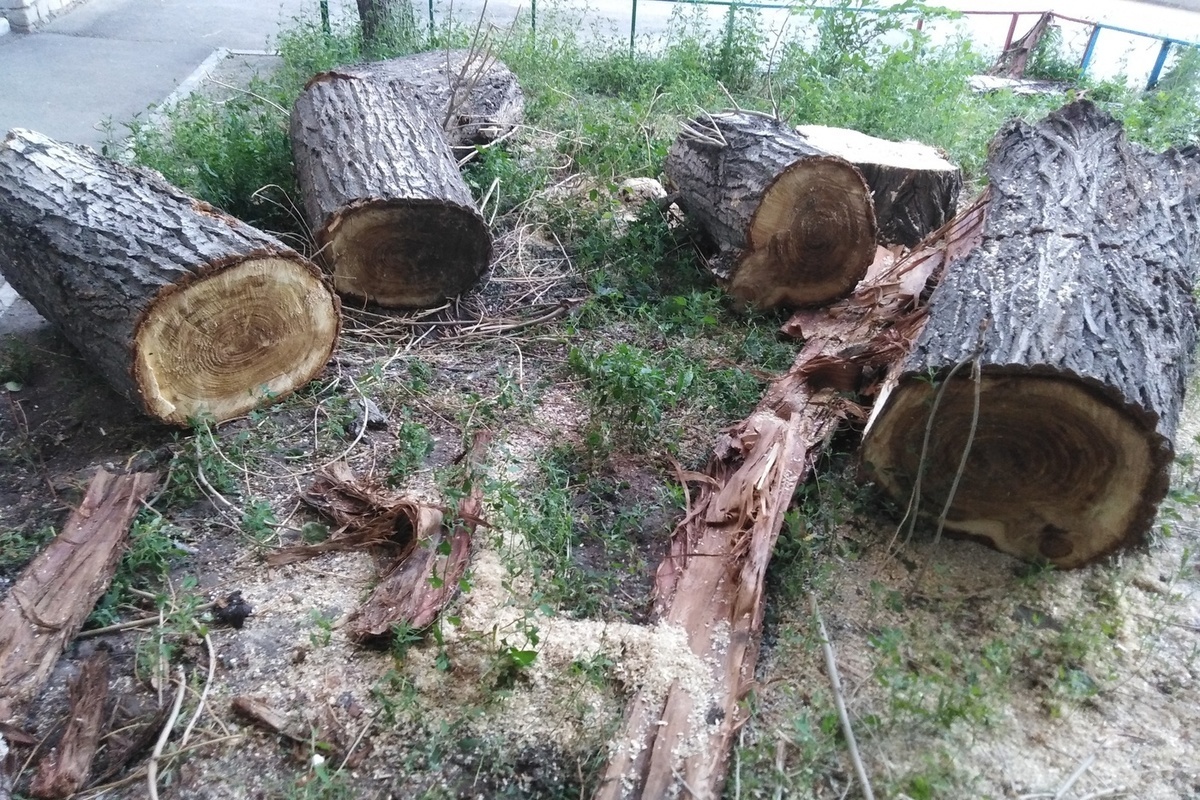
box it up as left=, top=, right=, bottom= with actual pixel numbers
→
left=1054, top=751, right=1098, bottom=799
left=810, top=594, right=874, bottom=800
left=337, top=708, right=382, bottom=772
left=179, top=631, right=216, bottom=748
left=148, top=666, right=187, bottom=800
left=76, top=601, right=218, bottom=639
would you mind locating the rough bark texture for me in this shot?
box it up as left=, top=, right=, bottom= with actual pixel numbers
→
left=595, top=202, right=986, bottom=800
left=342, top=49, right=524, bottom=151
left=0, top=129, right=341, bottom=425
left=795, top=124, right=962, bottom=246
left=665, top=111, right=877, bottom=309
left=356, top=0, right=410, bottom=45
left=861, top=101, right=1200, bottom=569
left=291, top=72, right=493, bottom=308
left=0, top=470, right=158, bottom=726
left=29, top=651, right=109, bottom=799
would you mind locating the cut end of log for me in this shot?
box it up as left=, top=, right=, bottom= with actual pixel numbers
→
left=134, top=256, right=340, bottom=425
left=324, top=201, right=492, bottom=308
left=862, top=372, right=1167, bottom=569
left=730, top=156, right=876, bottom=309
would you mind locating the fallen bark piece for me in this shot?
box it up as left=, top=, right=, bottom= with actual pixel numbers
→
left=861, top=100, right=1200, bottom=568
left=0, top=469, right=158, bottom=724
left=29, top=651, right=110, bottom=799
left=794, top=124, right=962, bottom=246
left=266, top=462, right=441, bottom=567
left=664, top=110, right=877, bottom=309
left=347, top=431, right=490, bottom=640
left=230, top=696, right=306, bottom=743
left=341, top=49, right=524, bottom=151
left=595, top=201, right=986, bottom=800
left=0, top=129, right=341, bottom=426
left=291, top=72, right=493, bottom=308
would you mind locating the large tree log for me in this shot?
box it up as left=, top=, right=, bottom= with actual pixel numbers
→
left=861, top=101, right=1200, bottom=569
left=795, top=124, right=962, bottom=247
left=291, top=72, right=493, bottom=308
left=0, top=470, right=158, bottom=726
left=0, top=129, right=341, bottom=425
left=29, top=651, right=109, bottom=799
left=664, top=111, right=877, bottom=309
left=342, top=49, right=524, bottom=152
left=594, top=201, right=986, bottom=800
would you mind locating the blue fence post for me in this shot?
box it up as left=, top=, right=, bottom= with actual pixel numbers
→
left=532, top=0, right=537, bottom=38
left=428, top=0, right=435, bottom=39
left=1079, top=24, right=1101, bottom=78
left=1147, top=39, right=1172, bottom=89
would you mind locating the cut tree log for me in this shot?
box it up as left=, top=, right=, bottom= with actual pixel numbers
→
left=0, top=129, right=341, bottom=426
left=291, top=72, right=493, bottom=308
left=794, top=125, right=962, bottom=247
left=342, top=49, right=525, bottom=152
left=664, top=110, right=877, bottom=309
left=594, top=200, right=987, bottom=800
left=861, top=100, right=1200, bottom=569
left=0, top=469, right=158, bottom=725
left=29, top=651, right=110, bottom=799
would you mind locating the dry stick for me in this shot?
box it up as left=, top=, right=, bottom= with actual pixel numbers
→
left=179, top=631, right=216, bottom=749
left=147, top=666, right=187, bottom=800
left=76, top=602, right=218, bottom=639
left=810, top=594, right=875, bottom=800
left=1054, top=751, right=1099, bottom=800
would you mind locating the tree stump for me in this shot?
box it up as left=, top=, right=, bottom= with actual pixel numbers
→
left=795, top=124, right=962, bottom=247
left=342, top=49, right=524, bottom=152
left=860, top=101, right=1200, bottom=568
left=664, top=111, right=877, bottom=309
left=0, top=129, right=341, bottom=426
left=291, top=72, right=493, bottom=308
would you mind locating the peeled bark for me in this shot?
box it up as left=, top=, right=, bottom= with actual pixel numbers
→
left=0, top=129, right=341, bottom=425
left=29, top=651, right=109, bottom=799
left=291, top=72, right=493, bottom=308
left=861, top=101, right=1200, bottom=569
left=342, top=49, right=524, bottom=152
left=795, top=125, right=962, bottom=247
left=595, top=202, right=987, bottom=800
left=0, top=470, right=158, bottom=725
left=665, top=111, right=877, bottom=309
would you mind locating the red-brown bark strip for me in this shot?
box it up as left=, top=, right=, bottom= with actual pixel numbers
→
left=29, top=650, right=110, bottom=799
left=594, top=199, right=988, bottom=800
left=0, top=469, right=159, bottom=726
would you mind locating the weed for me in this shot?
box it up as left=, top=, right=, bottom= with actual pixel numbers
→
left=241, top=498, right=278, bottom=545
left=0, top=337, right=33, bottom=386
left=88, top=510, right=188, bottom=628
left=0, top=524, right=53, bottom=573
left=309, top=609, right=337, bottom=647
left=387, top=413, right=435, bottom=487
left=1025, top=24, right=1081, bottom=82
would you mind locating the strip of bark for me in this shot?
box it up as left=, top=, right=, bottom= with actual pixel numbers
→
left=594, top=199, right=988, bottom=800
left=0, top=469, right=159, bottom=725
left=347, top=431, right=491, bottom=640
left=29, top=651, right=110, bottom=798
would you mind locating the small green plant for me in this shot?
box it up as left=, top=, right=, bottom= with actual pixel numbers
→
left=309, top=609, right=337, bottom=648
left=0, top=336, right=34, bottom=386
left=0, top=525, right=53, bottom=572
left=568, top=342, right=692, bottom=453
left=89, top=510, right=188, bottom=628
left=387, top=414, right=435, bottom=486
left=241, top=498, right=278, bottom=545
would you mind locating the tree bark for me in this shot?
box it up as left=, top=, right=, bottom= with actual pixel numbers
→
left=29, top=651, right=109, bottom=799
left=594, top=201, right=987, bottom=800
left=861, top=101, right=1200, bottom=569
left=342, top=49, right=525, bottom=152
left=664, top=111, right=877, bottom=309
left=356, top=0, right=411, bottom=46
left=795, top=124, right=962, bottom=247
left=291, top=72, right=493, bottom=308
left=0, top=470, right=158, bottom=726
left=0, top=130, right=341, bottom=426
